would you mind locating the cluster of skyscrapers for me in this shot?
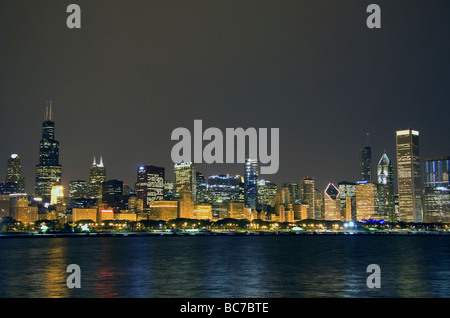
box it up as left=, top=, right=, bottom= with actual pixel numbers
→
left=0, top=105, right=449, bottom=225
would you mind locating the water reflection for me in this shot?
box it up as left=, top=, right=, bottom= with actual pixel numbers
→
left=0, top=236, right=449, bottom=298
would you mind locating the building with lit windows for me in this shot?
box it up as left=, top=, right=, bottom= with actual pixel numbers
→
left=396, top=129, right=422, bottom=222
left=136, top=165, right=165, bottom=214
left=194, top=204, right=213, bottom=220
left=324, top=183, right=341, bottom=220
left=178, top=185, right=194, bottom=219
left=35, top=102, right=62, bottom=203
left=244, top=157, right=258, bottom=210
left=88, top=157, right=106, bottom=199
left=356, top=181, right=378, bottom=221
left=5, top=154, right=25, bottom=193
left=377, top=153, right=395, bottom=221
left=174, top=162, right=196, bottom=201
left=338, top=181, right=356, bottom=221
left=423, top=156, right=450, bottom=223
left=207, top=174, right=244, bottom=204
left=282, top=182, right=300, bottom=204
left=149, top=200, right=178, bottom=221
left=301, top=177, right=315, bottom=219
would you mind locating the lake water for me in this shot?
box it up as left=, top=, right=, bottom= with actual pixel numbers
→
left=0, top=235, right=449, bottom=298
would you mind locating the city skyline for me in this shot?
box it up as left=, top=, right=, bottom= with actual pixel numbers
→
left=0, top=1, right=448, bottom=196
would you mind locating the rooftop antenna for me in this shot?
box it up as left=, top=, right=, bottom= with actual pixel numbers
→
left=93, top=156, right=96, bottom=165
left=45, top=100, right=49, bottom=121
left=49, top=100, right=53, bottom=121
left=366, top=132, right=370, bottom=146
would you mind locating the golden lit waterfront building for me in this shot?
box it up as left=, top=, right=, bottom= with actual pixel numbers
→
left=70, top=208, right=98, bottom=222
left=356, top=181, right=378, bottom=221
left=149, top=201, right=178, bottom=221
left=194, top=204, right=212, bottom=220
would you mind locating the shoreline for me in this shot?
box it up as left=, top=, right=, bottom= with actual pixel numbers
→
left=0, top=230, right=449, bottom=238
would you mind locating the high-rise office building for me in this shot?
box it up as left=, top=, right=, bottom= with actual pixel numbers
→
left=324, top=183, right=341, bottom=221
left=35, top=102, right=62, bottom=203
left=195, top=171, right=208, bottom=204
left=174, top=162, right=196, bottom=201
left=244, top=157, right=258, bottom=210
left=136, top=165, right=165, bottom=213
left=338, top=181, right=356, bottom=221
left=257, top=179, right=278, bottom=210
left=360, top=146, right=372, bottom=183
left=88, top=157, right=106, bottom=199
left=423, top=156, right=450, bottom=223
left=377, top=153, right=395, bottom=221
left=282, top=182, right=300, bottom=204
left=69, top=180, right=88, bottom=199
left=164, top=180, right=174, bottom=200
left=207, top=174, right=244, bottom=204
left=102, top=179, right=125, bottom=211
left=356, top=181, right=378, bottom=221
left=396, top=129, right=422, bottom=222
left=5, top=154, right=25, bottom=193
left=301, top=177, right=315, bottom=219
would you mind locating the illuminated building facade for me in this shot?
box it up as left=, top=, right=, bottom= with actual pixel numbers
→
left=257, top=179, right=277, bottom=209
left=136, top=165, right=165, bottom=214
left=177, top=186, right=194, bottom=219
left=301, top=177, right=315, bottom=219
left=195, top=171, right=208, bottom=204
left=148, top=201, right=178, bottom=220
left=396, top=129, right=422, bottom=222
left=423, top=156, right=450, bottom=223
left=9, top=194, right=38, bottom=223
left=282, top=182, right=300, bottom=204
left=356, top=181, right=378, bottom=221
left=324, top=183, right=341, bottom=220
left=194, top=204, right=213, bottom=220
left=50, top=185, right=64, bottom=205
left=244, top=157, right=258, bottom=210
left=35, top=102, right=62, bottom=203
left=338, top=181, right=356, bottom=221
left=174, top=162, right=196, bottom=201
left=207, top=174, right=244, bottom=204
left=377, top=153, right=395, bottom=221
left=88, top=157, right=106, bottom=199
left=69, top=180, right=88, bottom=199
left=5, top=154, right=25, bottom=193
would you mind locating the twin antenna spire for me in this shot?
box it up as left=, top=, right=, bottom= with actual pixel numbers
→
left=45, top=100, right=53, bottom=121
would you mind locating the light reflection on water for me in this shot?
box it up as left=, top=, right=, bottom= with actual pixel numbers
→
left=0, top=235, right=449, bottom=298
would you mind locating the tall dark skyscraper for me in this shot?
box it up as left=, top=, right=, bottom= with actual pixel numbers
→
left=244, top=157, right=258, bottom=210
left=35, top=101, right=62, bottom=203
left=4, top=154, right=25, bottom=193
left=136, top=165, right=165, bottom=214
left=301, top=177, right=315, bottom=219
left=377, top=153, right=395, bottom=221
left=360, top=146, right=372, bottom=183
left=282, top=182, right=300, bottom=204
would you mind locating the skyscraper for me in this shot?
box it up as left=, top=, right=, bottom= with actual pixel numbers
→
left=360, top=146, right=372, bottom=183
left=4, top=154, right=25, bottom=193
left=377, top=153, right=395, bottom=221
left=102, top=179, right=125, bottom=211
left=301, top=177, right=315, bottom=219
left=324, top=183, right=341, bottom=220
left=88, top=157, right=106, bottom=199
left=35, top=101, right=62, bottom=203
left=207, top=174, right=244, bottom=204
left=423, top=156, right=450, bottom=223
left=338, top=181, right=356, bottom=221
left=136, top=165, right=165, bottom=213
left=282, top=182, right=300, bottom=204
left=356, top=181, right=378, bottom=221
left=244, top=157, right=258, bottom=210
left=257, top=179, right=278, bottom=210
left=174, top=162, right=196, bottom=201
left=396, top=129, right=422, bottom=222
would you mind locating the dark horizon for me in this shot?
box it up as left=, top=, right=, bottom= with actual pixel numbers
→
left=0, top=0, right=448, bottom=194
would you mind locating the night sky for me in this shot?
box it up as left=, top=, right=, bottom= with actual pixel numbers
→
left=0, top=0, right=448, bottom=194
